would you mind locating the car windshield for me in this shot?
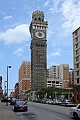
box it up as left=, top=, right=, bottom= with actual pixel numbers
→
left=16, top=101, right=26, bottom=105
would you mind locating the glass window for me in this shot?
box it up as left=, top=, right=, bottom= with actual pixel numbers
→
left=75, top=31, right=78, bottom=36
left=76, top=43, right=78, bottom=48
left=76, top=56, right=79, bottom=61
left=78, top=105, right=80, bottom=109
left=76, top=50, right=79, bottom=55
left=76, top=63, right=79, bottom=68
left=76, top=71, right=79, bottom=76
left=76, top=37, right=78, bottom=42
left=77, top=78, right=79, bottom=84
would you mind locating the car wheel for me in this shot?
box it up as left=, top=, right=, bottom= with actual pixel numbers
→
left=74, top=113, right=78, bottom=120
left=14, top=108, right=16, bottom=112
left=25, top=107, right=28, bottom=111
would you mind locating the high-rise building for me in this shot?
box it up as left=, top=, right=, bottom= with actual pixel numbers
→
left=18, top=61, right=31, bottom=99
left=49, top=65, right=59, bottom=78
left=48, top=64, right=69, bottom=88
left=29, top=11, right=48, bottom=92
left=72, top=27, right=80, bottom=103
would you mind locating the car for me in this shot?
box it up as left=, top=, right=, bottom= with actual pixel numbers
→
left=1, top=98, right=11, bottom=102
left=53, top=99, right=62, bottom=105
left=60, top=99, right=75, bottom=107
left=14, top=99, right=28, bottom=112
left=70, top=104, right=80, bottom=119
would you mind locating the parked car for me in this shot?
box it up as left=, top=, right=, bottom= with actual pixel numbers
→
left=53, top=99, right=62, bottom=105
left=60, top=99, right=75, bottom=107
left=1, top=98, right=11, bottom=102
left=46, top=100, right=54, bottom=104
left=10, top=98, right=18, bottom=105
left=70, top=104, right=80, bottom=119
left=14, top=99, right=28, bottom=112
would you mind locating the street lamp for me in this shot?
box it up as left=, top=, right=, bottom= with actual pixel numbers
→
left=6, top=66, right=11, bottom=106
left=4, top=81, right=7, bottom=96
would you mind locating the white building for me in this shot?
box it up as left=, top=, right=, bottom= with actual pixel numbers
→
left=48, top=64, right=69, bottom=88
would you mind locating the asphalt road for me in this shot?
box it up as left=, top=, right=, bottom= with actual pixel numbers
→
left=15, top=101, right=74, bottom=120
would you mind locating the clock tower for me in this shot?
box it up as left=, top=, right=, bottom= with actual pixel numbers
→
left=29, top=11, right=48, bottom=93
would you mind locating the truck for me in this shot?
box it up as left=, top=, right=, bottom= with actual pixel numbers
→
left=70, top=104, right=80, bottom=119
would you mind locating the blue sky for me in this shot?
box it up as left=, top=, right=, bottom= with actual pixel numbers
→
left=0, top=0, right=80, bottom=93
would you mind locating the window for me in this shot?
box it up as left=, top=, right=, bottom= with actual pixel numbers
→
left=76, top=37, right=78, bottom=42
left=75, top=31, right=78, bottom=36
left=76, top=71, right=79, bottom=76
left=77, top=78, right=79, bottom=84
left=76, top=43, right=78, bottom=48
left=76, top=63, right=79, bottom=68
left=76, top=56, right=79, bottom=61
left=76, top=50, right=79, bottom=55
left=78, top=105, right=80, bottom=109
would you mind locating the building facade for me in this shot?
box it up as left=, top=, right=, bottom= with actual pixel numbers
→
left=29, top=11, right=48, bottom=92
left=48, top=64, right=69, bottom=88
left=18, top=61, right=31, bottom=99
left=72, top=27, right=80, bottom=104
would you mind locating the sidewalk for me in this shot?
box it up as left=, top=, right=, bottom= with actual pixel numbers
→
left=0, top=101, right=19, bottom=120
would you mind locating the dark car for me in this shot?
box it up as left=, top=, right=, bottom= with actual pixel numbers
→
left=14, top=100, right=28, bottom=112
left=1, top=98, right=11, bottom=102
left=10, top=98, right=18, bottom=105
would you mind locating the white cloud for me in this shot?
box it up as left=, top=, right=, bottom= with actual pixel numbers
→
left=44, top=1, right=49, bottom=7
left=61, top=0, right=80, bottom=31
left=50, top=48, right=61, bottom=56
left=49, top=0, right=60, bottom=13
left=13, top=47, right=23, bottom=56
left=3, top=16, right=12, bottom=20
left=0, top=24, right=30, bottom=45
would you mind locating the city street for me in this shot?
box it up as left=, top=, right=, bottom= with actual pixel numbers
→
left=15, top=101, right=74, bottom=120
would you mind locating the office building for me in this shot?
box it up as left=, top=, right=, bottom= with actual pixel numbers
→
left=72, top=27, right=80, bottom=103
left=48, top=64, right=69, bottom=88
left=18, top=61, right=31, bottom=99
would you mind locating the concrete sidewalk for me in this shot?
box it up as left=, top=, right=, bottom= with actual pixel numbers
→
left=0, top=101, right=19, bottom=120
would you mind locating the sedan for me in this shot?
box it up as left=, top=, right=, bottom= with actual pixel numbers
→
left=60, top=99, right=75, bottom=107
left=14, top=100, right=28, bottom=112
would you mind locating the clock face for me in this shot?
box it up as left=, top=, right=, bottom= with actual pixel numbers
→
left=35, top=31, right=44, bottom=38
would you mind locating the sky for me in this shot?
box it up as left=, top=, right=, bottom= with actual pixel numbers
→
left=0, top=0, right=80, bottom=94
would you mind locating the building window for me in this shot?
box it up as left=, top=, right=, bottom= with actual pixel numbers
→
left=75, top=31, right=78, bottom=36
left=76, top=50, right=79, bottom=55
left=76, top=63, right=79, bottom=68
left=77, top=78, right=79, bottom=84
left=76, top=43, right=78, bottom=48
left=76, top=37, right=78, bottom=42
left=76, top=56, right=79, bottom=61
left=76, top=71, right=79, bottom=76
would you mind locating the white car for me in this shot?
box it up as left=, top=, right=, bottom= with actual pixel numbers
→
left=70, top=104, right=80, bottom=119
left=60, top=99, right=75, bottom=107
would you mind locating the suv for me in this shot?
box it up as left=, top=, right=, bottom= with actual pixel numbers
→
left=70, top=104, right=80, bottom=119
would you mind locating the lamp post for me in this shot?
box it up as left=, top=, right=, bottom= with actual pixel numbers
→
left=69, top=68, right=74, bottom=102
left=4, top=81, right=7, bottom=97
left=6, top=66, right=11, bottom=106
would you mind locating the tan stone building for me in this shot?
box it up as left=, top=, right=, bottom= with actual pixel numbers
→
left=18, top=61, right=31, bottom=100
left=48, top=64, right=69, bottom=88
left=72, top=27, right=80, bottom=104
